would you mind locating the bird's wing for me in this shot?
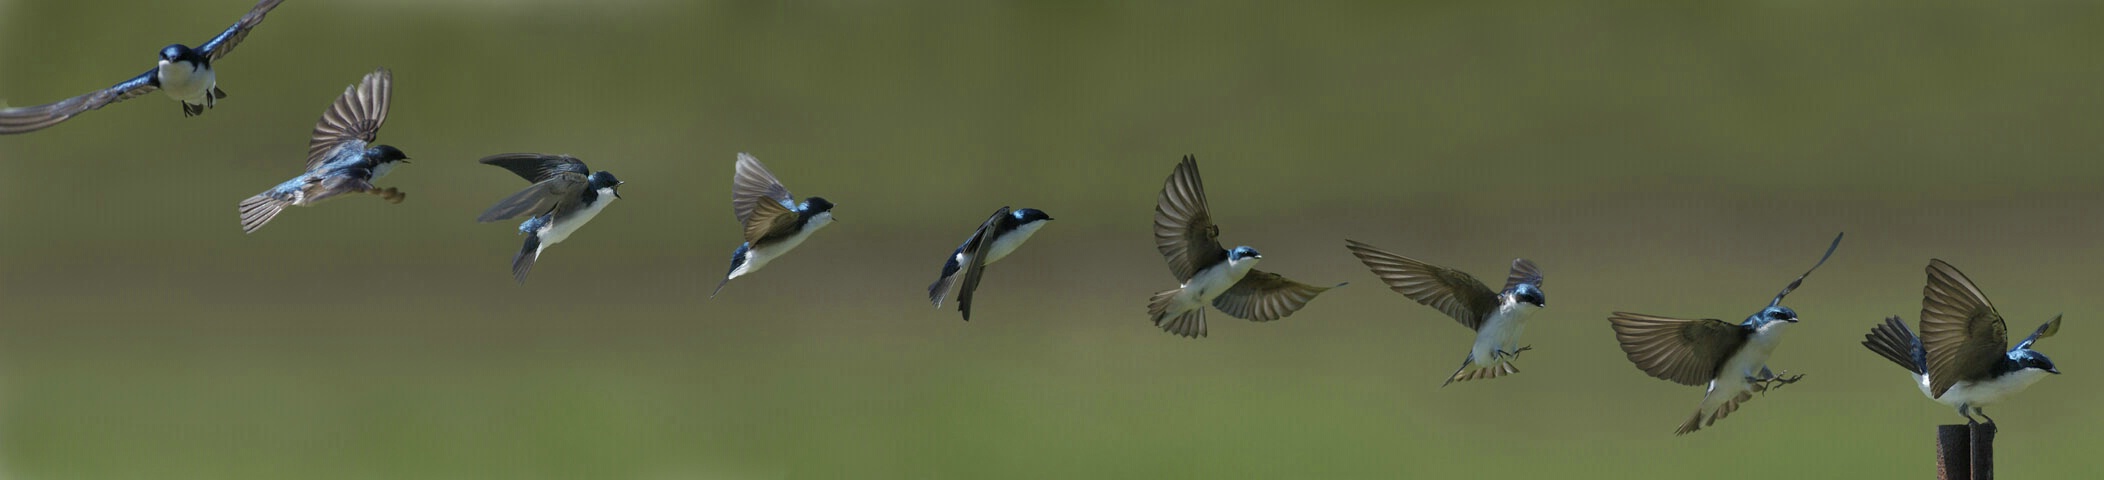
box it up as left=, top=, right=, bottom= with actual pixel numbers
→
left=1768, top=232, right=1844, bottom=308
left=742, top=194, right=803, bottom=244
left=480, top=153, right=590, bottom=183
left=0, top=69, right=159, bottom=134
left=1503, top=258, right=1544, bottom=291
left=732, top=153, right=795, bottom=225
left=956, top=206, right=1010, bottom=321
left=2015, top=315, right=2063, bottom=351
left=1609, top=312, right=1751, bottom=386
left=306, top=68, right=391, bottom=171
left=476, top=173, right=587, bottom=223
left=1210, top=269, right=1341, bottom=322
left=1344, top=240, right=1499, bottom=330
left=1920, top=259, right=2009, bottom=398
left=1154, top=155, right=1227, bottom=282
left=197, top=0, right=286, bottom=62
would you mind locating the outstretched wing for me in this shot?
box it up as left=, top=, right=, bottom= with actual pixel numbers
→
left=197, top=0, right=286, bottom=62
left=2015, top=315, right=2063, bottom=351
left=1919, top=259, right=2008, bottom=397
left=480, top=153, right=590, bottom=183
left=733, top=153, right=795, bottom=225
left=1210, top=270, right=1341, bottom=322
left=1154, top=155, right=1226, bottom=282
left=477, top=154, right=590, bottom=223
left=1609, top=312, right=1751, bottom=386
left=956, top=206, right=1010, bottom=321
left=742, top=196, right=803, bottom=244
left=1503, top=258, right=1543, bottom=292
left=1344, top=240, right=1498, bottom=331
left=1769, top=232, right=1844, bottom=308
left=0, top=69, right=158, bottom=134
left=306, top=68, right=392, bottom=171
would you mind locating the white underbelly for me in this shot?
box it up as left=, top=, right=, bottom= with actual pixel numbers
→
left=732, top=221, right=827, bottom=278
left=159, top=63, right=216, bottom=102
left=1924, top=370, right=2050, bottom=408
left=539, top=198, right=614, bottom=245
left=1179, top=262, right=1251, bottom=307
left=1470, top=306, right=1533, bottom=363
left=982, top=222, right=1044, bottom=265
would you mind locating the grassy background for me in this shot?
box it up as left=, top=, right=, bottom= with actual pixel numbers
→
left=2, top=0, right=2102, bottom=478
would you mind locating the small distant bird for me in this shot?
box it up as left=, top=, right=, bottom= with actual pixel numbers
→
left=236, top=68, right=406, bottom=233
left=1609, top=233, right=1842, bottom=435
left=927, top=206, right=1054, bottom=320
left=713, top=153, right=836, bottom=297
left=1345, top=240, right=1545, bottom=386
left=1861, top=259, right=2061, bottom=424
left=1147, top=155, right=1342, bottom=338
left=475, top=153, right=623, bottom=283
left=0, top=0, right=285, bottom=134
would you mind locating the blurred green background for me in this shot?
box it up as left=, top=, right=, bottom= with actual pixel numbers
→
left=3, top=0, right=2102, bottom=478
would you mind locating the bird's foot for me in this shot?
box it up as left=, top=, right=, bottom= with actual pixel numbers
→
left=371, top=187, right=406, bottom=204
left=1503, top=345, right=1533, bottom=361
left=1749, top=371, right=1804, bottom=394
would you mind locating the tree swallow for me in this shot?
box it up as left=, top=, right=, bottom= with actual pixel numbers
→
left=0, top=0, right=285, bottom=134
left=237, top=68, right=407, bottom=234
left=1345, top=240, right=1545, bottom=386
left=475, top=153, right=623, bottom=284
left=712, top=153, right=836, bottom=297
left=1861, top=259, right=2061, bottom=424
left=1147, top=155, right=1343, bottom=338
left=1609, top=232, right=1842, bottom=435
left=927, top=206, right=1054, bottom=320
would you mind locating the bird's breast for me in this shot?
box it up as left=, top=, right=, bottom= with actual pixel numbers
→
left=157, top=62, right=215, bottom=102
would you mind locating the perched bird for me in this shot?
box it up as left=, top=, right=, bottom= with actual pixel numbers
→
left=713, top=153, right=836, bottom=297
left=1345, top=240, right=1545, bottom=386
left=1609, top=233, right=1843, bottom=435
left=236, top=68, right=406, bottom=233
left=475, top=153, right=623, bottom=283
left=1861, top=259, right=2061, bottom=424
left=0, top=0, right=285, bottom=134
left=1147, top=155, right=1342, bottom=338
left=927, top=206, right=1054, bottom=320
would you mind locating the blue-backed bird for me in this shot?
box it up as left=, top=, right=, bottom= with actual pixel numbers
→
left=1147, top=155, right=1342, bottom=338
left=475, top=153, right=622, bottom=283
left=0, top=0, right=286, bottom=133
left=928, top=206, right=1053, bottom=320
left=1861, top=259, right=2061, bottom=424
left=1346, top=241, right=1545, bottom=386
left=236, top=68, right=407, bottom=233
left=713, top=153, right=835, bottom=297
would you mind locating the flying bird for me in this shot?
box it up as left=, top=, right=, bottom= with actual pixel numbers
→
left=236, top=68, right=406, bottom=233
left=1345, top=240, right=1545, bottom=386
left=1147, top=155, right=1342, bottom=338
left=476, top=153, right=623, bottom=283
left=713, top=153, right=836, bottom=297
left=0, top=0, right=286, bottom=134
left=1861, top=259, right=2061, bottom=424
left=928, top=206, right=1054, bottom=320
left=1609, top=233, right=1842, bottom=435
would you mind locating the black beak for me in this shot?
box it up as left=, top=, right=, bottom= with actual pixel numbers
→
left=613, top=182, right=624, bottom=199
left=1786, top=317, right=1801, bottom=323
left=2049, top=367, right=2062, bottom=374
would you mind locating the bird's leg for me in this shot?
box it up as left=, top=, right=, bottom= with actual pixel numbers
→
left=1750, top=370, right=1804, bottom=393
left=1975, top=407, right=1995, bottom=425
left=1503, top=345, right=1533, bottom=360
left=1958, top=404, right=1980, bottom=424
left=367, top=186, right=406, bottom=204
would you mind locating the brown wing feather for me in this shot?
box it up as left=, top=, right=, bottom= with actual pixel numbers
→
left=477, top=174, right=587, bottom=223
left=955, top=206, right=1010, bottom=321
left=0, top=70, right=159, bottom=134
left=1344, top=240, right=1498, bottom=330
left=1919, top=259, right=2008, bottom=398
left=743, top=196, right=802, bottom=244
left=306, top=68, right=391, bottom=170
left=200, top=0, right=286, bottom=62
left=1503, top=258, right=1543, bottom=291
left=1610, top=312, right=1750, bottom=386
left=1154, top=155, right=1226, bottom=282
left=1210, top=270, right=1340, bottom=322
left=732, top=153, right=795, bottom=225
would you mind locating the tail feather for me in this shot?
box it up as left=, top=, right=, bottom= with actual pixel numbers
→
left=928, top=273, right=957, bottom=308
left=1678, top=388, right=1759, bottom=436
left=237, top=194, right=289, bottom=234
left=511, top=234, right=541, bottom=284
left=1149, top=289, right=1206, bottom=338
left=1443, top=359, right=1520, bottom=387
left=1862, top=316, right=1925, bottom=374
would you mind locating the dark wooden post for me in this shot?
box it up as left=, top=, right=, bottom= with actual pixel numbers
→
left=1970, top=423, right=1996, bottom=480
left=1938, top=424, right=1971, bottom=480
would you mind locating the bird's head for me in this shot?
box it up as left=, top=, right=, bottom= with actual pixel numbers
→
left=1757, top=306, right=1800, bottom=324
left=1013, top=208, right=1053, bottom=224
left=588, top=171, right=623, bottom=198
left=2013, top=350, right=2060, bottom=375
left=1513, top=283, right=1546, bottom=308
left=1228, top=246, right=1263, bottom=263
left=801, top=196, right=835, bottom=214
left=159, top=45, right=201, bottom=64
left=368, top=145, right=410, bottom=164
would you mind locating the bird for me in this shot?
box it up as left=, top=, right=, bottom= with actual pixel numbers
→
left=475, top=153, right=623, bottom=283
left=1345, top=240, right=1545, bottom=386
left=236, top=68, right=406, bottom=234
left=1608, top=232, right=1843, bottom=435
left=1147, top=155, right=1342, bottom=338
left=0, top=0, right=285, bottom=134
left=1861, top=259, right=2061, bottom=424
left=712, top=153, right=836, bottom=297
left=927, top=206, right=1054, bottom=320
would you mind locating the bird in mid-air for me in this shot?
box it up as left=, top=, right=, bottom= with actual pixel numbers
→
left=0, top=0, right=286, bottom=134
left=1861, top=259, right=2061, bottom=424
left=236, top=68, right=407, bottom=234
left=475, top=153, right=623, bottom=284
left=928, top=206, right=1054, bottom=320
left=713, top=153, right=836, bottom=297
left=1345, top=240, right=1545, bottom=386
left=1148, top=155, right=1342, bottom=338
left=1608, top=233, right=1843, bottom=435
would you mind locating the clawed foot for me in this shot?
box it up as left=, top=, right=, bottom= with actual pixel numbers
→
left=1748, top=371, right=1805, bottom=395
left=1493, top=346, right=1534, bottom=361
left=370, top=187, right=406, bottom=204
